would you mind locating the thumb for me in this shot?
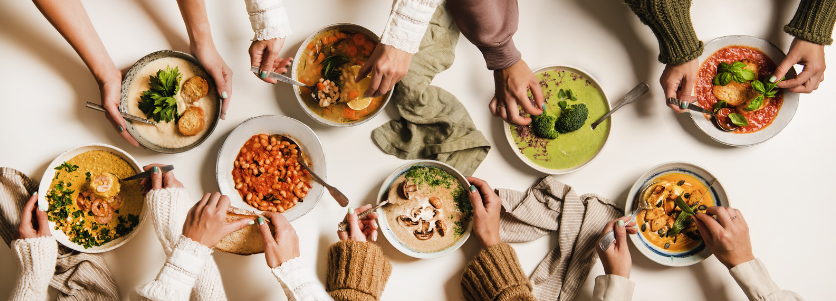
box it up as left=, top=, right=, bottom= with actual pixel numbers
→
left=355, top=60, right=373, bottom=83
left=257, top=217, right=276, bottom=247
left=772, top=53, right=798, bottom=85
left=35, top=201, right=50, bottom=236
left=150, top=166, right=163, bottom=190
left=345, top=208, right=365, bottom=241
left=613, top=219, right=628, bottom=249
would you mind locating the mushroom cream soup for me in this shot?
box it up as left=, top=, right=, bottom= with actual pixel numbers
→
left=383, top=166, right=472, bottom=254
left=126, top=57, right=218, bottom=148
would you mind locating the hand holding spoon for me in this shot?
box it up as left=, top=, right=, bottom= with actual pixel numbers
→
left=591, top=82, right=649, bottom=130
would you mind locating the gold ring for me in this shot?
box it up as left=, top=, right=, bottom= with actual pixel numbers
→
left=731, top=216, right=738, bottom=220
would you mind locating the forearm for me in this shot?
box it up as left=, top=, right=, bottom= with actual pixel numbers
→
left=446, top=0, right=521, bottom=70
left=592, top=274, right=635, bottom=301
left=379, top=0, right=443, bottom=54
left=729, top=259, right=806, bottom=301
left=244, top=0, right=292, bottom=40
left=176, top=0, right=216, bottom=52
left=623, top=0, right=703, bottom=65
left=32, top=0, right=119, bottom=82
left=785, top=0, right=836, bottom=45
left=9, top=237, right=58, bottom=301
left=272, top=256, right=333, bottom=301
left=137, top=235, right=213, bottom=301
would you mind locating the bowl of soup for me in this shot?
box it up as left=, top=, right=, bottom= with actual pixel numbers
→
left=376, top=160, right=473, bottom=259
left=291, top=23, right=392, bottom=127
left=625, top=162, right=730, bottom=267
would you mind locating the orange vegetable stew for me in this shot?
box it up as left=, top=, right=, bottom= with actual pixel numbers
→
left=232, top=134, right=312, bottom=213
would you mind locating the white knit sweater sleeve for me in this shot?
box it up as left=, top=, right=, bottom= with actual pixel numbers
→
left=245, top=0, right=292, bottom=40
left=729, top=258, right=806, bottom=301
left=379, top=0, right=443, bottom=54
left=9, top=236, right=58, bottom=301
left=139, top=187, right=228, bottom=301
left=271, top=256, right=334, bottom=301
left=138, top=236, right=214, bottom=301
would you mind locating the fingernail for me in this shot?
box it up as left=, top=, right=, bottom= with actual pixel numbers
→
left=248, top=220, right=255, bottom=225
left=372, top=235, right=377, bottom=242
left=222, top=91, right=229, bottom=99
left=769, top=75, right=777, bottom=83
left=469, top=185, right=477, bottom=193
left=152, top=166, right=160, bottom=174
left=220, top=113, right=226, bottom=120
left=257, top=217, right=265, bottom=225
left=348, top=207, right=354, bottom=214
left=679, top=101, right=689, bottom=110
left=31, top=191, right=37, bottom=197
left=282, top=72, right=287, bottom=75
left=617, top=220, right=624, bottom=227
left=260, top=71, right=267, bottom=79
left=542, top=103, right=547, bottom=111
left=118, top=125, right=124, bottom=132
left=286, top=62, right=291, bottom=67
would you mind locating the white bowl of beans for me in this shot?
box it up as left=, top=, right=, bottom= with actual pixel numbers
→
left=216, top=115, right=327, bottom=221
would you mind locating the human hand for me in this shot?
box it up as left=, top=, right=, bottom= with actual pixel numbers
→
left=15, top=193, right=50, bottom=240
left=258, top=212, right=300, bottom=268
left=693, top=206, right=754, bottom=269
left=337, top=205, right=379, bottom=242
left=192, top=44, right=233, bottom=119
left=466, top=177, right=502, bottom=248
left=490, top=59, right=544, bottom=125
left=98, top=72, right=141, bottom=147
left=356, top=44, right=411, bottom=97
left=772, top=38, right=826, bottom=93
left=660, top=59, right=699, bottom=113
left=249, top=38, right=292, bottom=84
left=182, top=192, right=252, bottom=248
left=596, top=216, right=637, bottom=278
left=140, top=164, right=184, bottom=195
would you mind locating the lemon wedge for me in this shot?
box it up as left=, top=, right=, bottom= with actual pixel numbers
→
left=346, top=65, right=373, bottom=110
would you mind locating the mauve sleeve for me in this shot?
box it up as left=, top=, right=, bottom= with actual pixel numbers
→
left=446, top=0, right=522, bottom=70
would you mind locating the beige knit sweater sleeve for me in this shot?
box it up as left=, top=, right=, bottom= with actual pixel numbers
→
left=461, top=243, right=536, bottom=301
left=9, top=236, right=58, bottom=301
left=326, top=241, right=392, bottom=301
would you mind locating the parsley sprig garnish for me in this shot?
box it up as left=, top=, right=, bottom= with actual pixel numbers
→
left=138, top=66, right=182, bottom=123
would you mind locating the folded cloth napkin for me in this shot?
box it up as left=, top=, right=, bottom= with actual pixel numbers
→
left=0, top=167, right=121, bottom=300
left=372, top=5, right=491, bottom=177
left=497, top=176, right=623, bottom=301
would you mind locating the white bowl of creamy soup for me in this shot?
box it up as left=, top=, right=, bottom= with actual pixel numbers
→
left=376, top=160, right=473, bottom=259
left=120, top=50, right=221, bottom=153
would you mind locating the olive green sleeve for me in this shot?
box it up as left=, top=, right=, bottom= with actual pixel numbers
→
left=623, top=0, right=704, bottom=65
left=785, top=0, right=836, bottom=45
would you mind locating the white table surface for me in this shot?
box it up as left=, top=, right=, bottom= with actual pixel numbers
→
left=1, top=0, right=834, bottom=300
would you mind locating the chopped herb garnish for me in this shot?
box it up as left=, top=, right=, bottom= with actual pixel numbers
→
left=55, top=162, right=79, bottom=173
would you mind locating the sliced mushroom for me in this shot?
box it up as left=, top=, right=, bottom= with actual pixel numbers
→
left=431, top=209, right=439, bottom=218
left=436, top=220, right=447, bottom=237
left=410, top=207, right=422, bottom=219
left=400, top=179, right=418, bottom=200
left=428, top=197, right=442, bottom=209
left=413, top=220, right=434, bottom=240
left=397, top=215, right=419, bottom=227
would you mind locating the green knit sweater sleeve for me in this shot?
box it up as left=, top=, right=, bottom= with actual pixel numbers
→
left=785, top=0, right=836, bottom=45
left=624, top=0, right=704, bottom=65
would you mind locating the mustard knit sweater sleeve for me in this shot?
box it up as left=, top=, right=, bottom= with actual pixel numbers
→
left=785, top=0, right=836, bottom=45
left=461, top=243, right=536, bottom=301
left=623, top=0, right=703, bottom=65
left=326, top=241, right=392, bottom=301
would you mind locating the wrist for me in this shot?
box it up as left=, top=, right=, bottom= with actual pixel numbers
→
left=723, top=254, right=756, bottom=270
left=94, top=68, right=121, bottom=86
left=189, top=26, right=216, bottom=54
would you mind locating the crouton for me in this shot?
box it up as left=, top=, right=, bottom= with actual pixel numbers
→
left=178, top=106, right=205, bottom=136
left=181, top=76, right=209, bottom=104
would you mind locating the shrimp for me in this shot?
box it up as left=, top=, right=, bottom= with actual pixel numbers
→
left=91, top=198, right=113, bottom=224
left=76, top=190, right=92, bottom=212
left=107, top=194, right=123, bottom=210
left=92, top=174, right=113, bottom=193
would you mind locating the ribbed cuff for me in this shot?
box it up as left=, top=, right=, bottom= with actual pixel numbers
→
left=137, top=236, right=212, bottom=301
left=592, top=274, right=635, bottom=301
left=784, top=0, right=836, bottom=45
left=461, top=243, right=532, bottom=301
left=11, top=236, right=57, bottom=297
left=624, top=0, right=704, bottom=65
left=479, top=38, right=522, bottom=70
left=327, top=241, right=392, bottom=301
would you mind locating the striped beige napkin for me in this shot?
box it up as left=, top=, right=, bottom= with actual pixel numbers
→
left=0, top=167, right=120, bottom=300
left=497, top=175, right=623, bottom=301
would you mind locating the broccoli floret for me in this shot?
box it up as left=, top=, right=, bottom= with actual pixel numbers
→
left=556, top=103, right=589, bottom=133
left=531, top=113, right=559, bottom=139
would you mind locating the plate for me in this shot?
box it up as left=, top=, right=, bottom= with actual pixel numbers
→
left=37, top=144, right=148, bottom=253
left=216, top=115, right=326, bottom=221
left=376, top=160, right=472, bottom=259
left=291, top=23, right=393, bottom=127
left=690, top=35, right=799, bottom=147
left=625, top=162, right=729, bottom=267
left=120, top=50, right=221, bottom=153
left=503, top=65, right=611, bottom=174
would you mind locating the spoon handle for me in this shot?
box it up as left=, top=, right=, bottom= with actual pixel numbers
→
left=297, top=157, right=349, bottom=207
left=591, top=82, right=649, bottom=130
left=337, top=200, right=389, bottom=232
left=250, top=66, right=309, bottom=88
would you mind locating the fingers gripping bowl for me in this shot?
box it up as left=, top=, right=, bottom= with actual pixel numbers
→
left=376, top=160, right=473, bottom=259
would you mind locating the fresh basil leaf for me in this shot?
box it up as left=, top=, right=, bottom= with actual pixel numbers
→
left=718, top=62, right=730, bottom=73
left=733, top=74, right=746, bottom=83
left=751, top=80, right=765, bottom=93
left=729, top=113, right=749, bottom=126
left=558, top=100, right=567, bottom=109
left=732, top=61, right=746, bottom=70
left=570, top=96, right=578, bottom=101
left=713, top=100, right=727, bottom=113
left=566, top=89, right=573, bottom=100
left=675, top=196, right=696, bottom=216
left=746, top=95, right=764, bottom=111
left=721, top=73, right=732, bottom=86
left=766, top=91, right=777, bottom=98
left=557, top=89, right=565, bottom=99
left=765, top=82, right=776, bottom=91
left=740, top=69, right=756, bottom=81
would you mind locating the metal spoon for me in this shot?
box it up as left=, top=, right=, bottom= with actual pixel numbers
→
left=337, top=200, right=390, bottom=232
left=280, top=135, right=349, bottom=207
left=667, top=97, right=734, bottom=132
left=598, top=180, right=659, bottom=251
left=590, top=82, right=649, bottom=130
left=250, top=66, right=337, bottom=102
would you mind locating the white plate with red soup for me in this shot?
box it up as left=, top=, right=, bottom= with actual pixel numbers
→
left=690, top=35, right=799, bottom=147
left=625, top=162, right=730, bottom=267
left=216, top=115, right=326, bottom=221
left=291, top=23, right=393, bottom=127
